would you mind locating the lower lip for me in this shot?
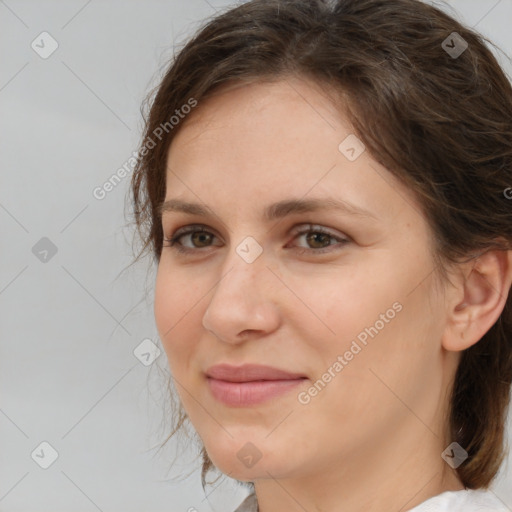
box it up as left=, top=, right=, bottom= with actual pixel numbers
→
left=207, top=377, right=306, bottom=407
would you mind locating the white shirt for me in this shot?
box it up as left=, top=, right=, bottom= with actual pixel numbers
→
left=233, top=488, right=510, bottom=512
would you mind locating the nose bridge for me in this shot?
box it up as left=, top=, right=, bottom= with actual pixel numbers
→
left=214, top=234, right=268, bottom=298
left=202, top=235, right=277, bottom=340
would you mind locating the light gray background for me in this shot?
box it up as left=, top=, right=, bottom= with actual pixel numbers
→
left=1, top=1, right=511, bottom=511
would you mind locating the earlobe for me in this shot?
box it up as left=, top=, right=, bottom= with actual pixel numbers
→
left=442, top=249, right=512, bottom=352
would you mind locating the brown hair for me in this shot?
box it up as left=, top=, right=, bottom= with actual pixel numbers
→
left=130, top=0, right=512, bottom=491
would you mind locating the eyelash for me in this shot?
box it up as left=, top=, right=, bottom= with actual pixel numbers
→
left=162, top=224, right=350, bottom=255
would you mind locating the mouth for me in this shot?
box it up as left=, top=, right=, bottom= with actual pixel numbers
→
left=205, top=363, right=308, bottom=407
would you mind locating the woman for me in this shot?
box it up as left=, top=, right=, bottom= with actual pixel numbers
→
left=130, top=0, right=512, bottom=510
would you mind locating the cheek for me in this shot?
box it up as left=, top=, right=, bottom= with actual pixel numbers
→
left=153, top=264, right=202, bottom=364
left=154, top=267, right=175, bottom=342
left=283, top=260, right=399, bottom=346
left=288, top=249, right=438, bottom=383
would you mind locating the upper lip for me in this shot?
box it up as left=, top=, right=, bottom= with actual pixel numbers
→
left=205, top=364, right=307, bottom=382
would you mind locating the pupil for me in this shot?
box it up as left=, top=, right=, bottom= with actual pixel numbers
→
left=308, top=233, right=329, bottom=248
left=194, top=232, right=210, bottom=246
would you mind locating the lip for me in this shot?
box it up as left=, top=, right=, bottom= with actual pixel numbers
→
left=206, top=363, right=306, bottom=382
left=205, top=364, right=307, bottom=407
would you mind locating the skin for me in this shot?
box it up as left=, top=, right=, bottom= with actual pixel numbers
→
left=154, top=76, right=512, bottom=512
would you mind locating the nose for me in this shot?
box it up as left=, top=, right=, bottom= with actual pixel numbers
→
left=202, top=249, right=281, bottom=344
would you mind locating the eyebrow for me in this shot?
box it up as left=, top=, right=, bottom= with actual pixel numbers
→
left=158, top=196, right=378, bottom=222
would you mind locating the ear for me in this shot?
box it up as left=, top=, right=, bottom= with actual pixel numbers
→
left=442, top=248, right=512, bottom=352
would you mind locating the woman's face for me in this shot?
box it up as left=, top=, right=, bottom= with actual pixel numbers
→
left=154, top=77, right=458, bottom=482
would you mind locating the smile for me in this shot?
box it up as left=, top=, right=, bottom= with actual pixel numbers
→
left=205, top=363, right=308, bottom=407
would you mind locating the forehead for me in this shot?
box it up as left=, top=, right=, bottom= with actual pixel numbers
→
left=163, top=78, right=418, bottom=224
left=169, top=77, right=345, bottom=147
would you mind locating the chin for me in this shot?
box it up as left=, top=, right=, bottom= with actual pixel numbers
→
left=204, top=440, right=301, bottom=481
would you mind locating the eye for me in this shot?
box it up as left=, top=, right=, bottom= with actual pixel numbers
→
left=287, top=224, right=350, bottom=254
left=162, top=223, right=350, bottom=255
left=162, top=224, right=220, bottom=254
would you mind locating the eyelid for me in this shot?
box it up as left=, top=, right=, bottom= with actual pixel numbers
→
left=168, top=223, right=217, bottom=238
left=165, top=222, right=347, bottom=239
left=289, top=223, right=349, bottom=240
